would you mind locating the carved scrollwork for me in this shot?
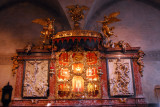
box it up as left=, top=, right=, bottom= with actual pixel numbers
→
left=11, top=54, right=19, bottom=76
left=137, top=50, right=145, bottom=77
left=103, top=40, right=131, bottom=52
left=115, top=40, right=131, bottom=52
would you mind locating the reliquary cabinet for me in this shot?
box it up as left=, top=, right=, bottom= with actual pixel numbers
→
left=12, top=40, right=146, bottom=106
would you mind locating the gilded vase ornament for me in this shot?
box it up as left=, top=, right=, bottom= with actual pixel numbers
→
left=66, top=5, right=89, bottom=29
left=98, top=12, right=121, bottom=41
left=32, top=18, right=55, bottom=44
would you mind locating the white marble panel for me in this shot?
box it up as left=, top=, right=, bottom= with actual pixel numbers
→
left=23, top=60, right=48, bottom=97
left=107, top=58, right=134, bottom=96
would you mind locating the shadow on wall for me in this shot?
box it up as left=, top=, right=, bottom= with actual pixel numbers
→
left=148, top=103, right=160, bottom=107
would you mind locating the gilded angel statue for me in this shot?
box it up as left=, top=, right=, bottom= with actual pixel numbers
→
left=32, top=18, right=55, bottom=44
left=66, top=5, right=89, bottom=23
left=98, top=12, right=121, bottom=41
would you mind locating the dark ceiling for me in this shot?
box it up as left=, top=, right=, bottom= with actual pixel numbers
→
left=0, top=0, right=159, bottom=31
left=0, top=0, right=71, bottom=32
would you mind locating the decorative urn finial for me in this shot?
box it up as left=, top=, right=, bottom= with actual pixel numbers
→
left=66, top=5, right=89, bottom=29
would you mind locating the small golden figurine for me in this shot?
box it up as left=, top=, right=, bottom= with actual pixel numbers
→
left=66, top=5, right=89, bottom=29
left=32, top=18, right=55, bottom=44
left=98, top=12, right=121, bottom=41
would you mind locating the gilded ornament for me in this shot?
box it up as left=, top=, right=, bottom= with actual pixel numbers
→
left=98, top=12, right=121, bottom=41
left=24, top=42, right=33, bottom=53
left=103, top=40, right=115, bottom=48
left=66, top=5, right=89, bottom=29
left=137, top=50, right=145, bottom=77
left=53, top=30, right=102, bottom=39
left=119, top=98, right=127, bottom=103
left=72, top=52, right=84, bottom=62
left=32, top=18, right=55, bottom=44
left=103, top=39, right=131, bottom=51
left=97, top=67, right=103, bottom=77
left=115, top=40, right=131, bottom=52
left=11, top=54, right=19, bottom=76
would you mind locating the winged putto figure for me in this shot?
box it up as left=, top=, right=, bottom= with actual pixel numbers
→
left=32, top=18, right=55, bottom=44
left=98, top=12, right=121, bottom=41
left=66, top=5, right=89, bottom=23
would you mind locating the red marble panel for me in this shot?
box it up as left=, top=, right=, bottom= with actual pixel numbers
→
left=49, top=74, right=55, bottom=99
left=132, top=60, right=143, bottom=97
left=14, top=61, right=24, bottom=99
left=49, top=62, right=56, bottom=99
left=101, top=59, right=109, bottom=99
left=12, top=98, right=146, bottom=106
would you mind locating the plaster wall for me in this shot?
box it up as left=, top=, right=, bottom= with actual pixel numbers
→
left=85, top=0, right=160, bottom=103
left=0, top=0, right=160, bottom=105
left=0, top=2, right=57, bottom=106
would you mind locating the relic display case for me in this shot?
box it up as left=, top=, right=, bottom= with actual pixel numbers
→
left=11, top=4, right=146, bottom=106
left=55, top=51, right=101, bottom=99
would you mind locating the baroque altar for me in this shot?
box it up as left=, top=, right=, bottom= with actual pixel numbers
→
left=11, top=5, right=146, bottom=106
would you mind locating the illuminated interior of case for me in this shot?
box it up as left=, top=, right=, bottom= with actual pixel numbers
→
left=55, top=51, right=101, bottom=99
